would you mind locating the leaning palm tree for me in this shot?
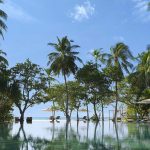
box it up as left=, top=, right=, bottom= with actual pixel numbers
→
left=106, top=43, right=134, bottom=121
left=47, top=36, right=82, bottom=121
left=0, top=0, right=7, bottom=39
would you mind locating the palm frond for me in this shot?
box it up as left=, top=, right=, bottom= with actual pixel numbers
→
left=47, top=36, right=82, bottom=77
left=0, top=50, right=7, bottom=55
left=0, top=19, right=7, bottom=30
left=0, top=29, right=4, bottom=39
left=0, top=9, right=7, bottom=20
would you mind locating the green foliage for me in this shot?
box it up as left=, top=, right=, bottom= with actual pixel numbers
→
left=0, top=51, right=16, bottom=121
left=104, top=43, right=134, bottom=81
left=119, top=73, right=150, bottom=119
left=107, top=42, right=133, bottom=72
left=126, top=106, right=137, bottom=119
left=47, top=36, right=83, bottom=120
left=44, top=68, right=56, bottom=88
left=102, top=42, right=134, bottom=120
left=45, top=83, right=66, bottom=113
left=76, top=62, right=111, bottom=101
left=137, top=47, right=150, bottom=86
left=47, top=36, right=82, bottom=76
left=67, top=81, right=85, bottom=110
left=0, top=0, right=7, bottom=39
left=103, top=66, right=123, bottom=82
left=76, top=62, right=112, bottom=121
left=0, top=101, right=13, bottom=121
left=45, top=81, right=85, bottom=116
left=11, top=59, right=47, bottom=120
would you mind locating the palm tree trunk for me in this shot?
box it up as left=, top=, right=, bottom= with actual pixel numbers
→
left=86, top=121, right=89, bottom=140
left=63, top=73, right=70, bottom=122
left=114, top=81, right=118, bottom=122
left=70, top=110, right=73, bottom=118
left=94, top=122, right=98, bottom=141
left=101, top=102, right=104, bottom=121
left=114, top=122, right=120, bottom=150
left=53, top=101, right=56, bottom=118
left=96, top=58, right=98, bottom=69
left=77, top=108, right=79, bottom=121
left=93, top=102, right=99, bottom=121
left=86, top=103, right=89, bottom=120
left=77, top=120, right=79, bottom=135
left=102, top=120, right=104, bottom=145
left=65, top=121, right=69, bottom=140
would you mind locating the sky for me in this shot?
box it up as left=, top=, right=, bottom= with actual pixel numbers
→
left=1, top=0, right=150, bottom=118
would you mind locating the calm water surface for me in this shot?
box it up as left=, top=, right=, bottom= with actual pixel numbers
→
left=0, top=120, right=150, bottom=150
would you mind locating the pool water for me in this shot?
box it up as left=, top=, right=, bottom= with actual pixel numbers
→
left=0, top=120, right=150, bottom=150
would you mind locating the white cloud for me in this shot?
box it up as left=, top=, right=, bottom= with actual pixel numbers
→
left=132, top=0, right=150, bottom=22
left=1, top=0, right=35, bottom=23
left=113, top=36, right=125, bottom=42
left=70, top=1, right=95, bottom=22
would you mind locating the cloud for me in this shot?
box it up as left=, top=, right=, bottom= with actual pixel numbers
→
left=113, top=36, right=125, bottom=42
left=70, top=1, right=95, bottom=22
left=132, top=0, right=150, bottom=22
left=1, top=0, right=35, bottom=23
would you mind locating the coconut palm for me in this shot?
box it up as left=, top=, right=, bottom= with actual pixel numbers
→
left=0, top=0, right=7, bottom=39
left=91, top=49, right=102, bottom=68
left=105, top=42, right=134, bottom=121
left=137, top=46, right=150, bottom=86
left=47, top=36, right=83, bottom=121
left=90, top=48, right=108, bottom=69
left=0, top=50, right=8, bottom=68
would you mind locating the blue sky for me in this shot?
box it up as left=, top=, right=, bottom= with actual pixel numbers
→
left=1, top=0, right=150, bottom=117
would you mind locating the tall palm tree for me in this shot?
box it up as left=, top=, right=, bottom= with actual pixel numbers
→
left=137, top=46, right=150, bottom=86
left=0, top=0, right=7, bottom=39
left=106, top=42, right=133, bottom=121
left=47, top=36, right=82, bottom=121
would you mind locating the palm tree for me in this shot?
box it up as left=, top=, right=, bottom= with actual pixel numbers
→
left=47, top=36, right=83, bottom=121
left=0, top=50, right=8, bottom=68
left=91, top=49, right=102, bottom=68
left=0, top=0, right=7, bottom=39
left=105, top=42, right=133, bottom=121
left=137, top=46, right=150, bottom=86
left=90, top=48, right=108, bottom=69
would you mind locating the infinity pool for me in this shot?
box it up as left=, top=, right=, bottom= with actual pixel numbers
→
left=0, top=120, right=150, bottom=150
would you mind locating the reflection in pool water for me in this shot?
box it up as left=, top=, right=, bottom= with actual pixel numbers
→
left=0, top=120, right=150, bottom=150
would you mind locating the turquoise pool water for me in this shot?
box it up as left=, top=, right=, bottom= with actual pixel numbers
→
left=0, top=120, right=150, bottom=150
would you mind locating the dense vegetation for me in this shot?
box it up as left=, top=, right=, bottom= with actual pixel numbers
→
left=0, top=1, right=150, bottom=123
